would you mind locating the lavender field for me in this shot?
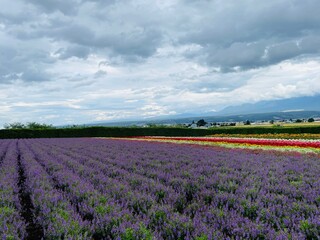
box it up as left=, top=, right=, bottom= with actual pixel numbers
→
left=1, top=138, right=320, bottom=239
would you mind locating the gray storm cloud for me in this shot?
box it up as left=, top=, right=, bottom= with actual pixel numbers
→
left=0, top=0, right=320, bottom=126
left=1, top=0, right=320, bottom=82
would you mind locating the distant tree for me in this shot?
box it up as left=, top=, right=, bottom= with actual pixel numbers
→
left=269, top=120, right=274, bottom=124
left=295, top=119, right=303, bottom=123
left=146, top=123, right=158, bottom=128
left=4, top=122, right=26, bottom=129
left=26, top=122, right=54, bottom=130
left=68, top=124, right=87, bottom=129
left=244, top=120, right=251, bottom=125
left=196, top=119, right=207, bottom=127
left=308, top=118, right=315, bottom=123
left=4, top=122, right=54, bottom=130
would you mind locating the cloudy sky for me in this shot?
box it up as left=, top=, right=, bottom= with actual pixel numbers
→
left=1, top=0, right=320, bottom=126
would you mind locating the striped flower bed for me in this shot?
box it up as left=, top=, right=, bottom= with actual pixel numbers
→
left=122, top=136, right=320, bottom=153
left=208, top=133, right=320, bottom=140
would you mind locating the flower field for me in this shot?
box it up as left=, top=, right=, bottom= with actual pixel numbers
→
left=1, top=138, right=320, bottom=239
left=127, top=136, right=320, bottom=154
left=207, top=134, right=320, bottom=140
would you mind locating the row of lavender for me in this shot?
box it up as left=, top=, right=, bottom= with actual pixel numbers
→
left=1, top=138, right=320, bottom=239
left=0, top=140, right=26, bottom=239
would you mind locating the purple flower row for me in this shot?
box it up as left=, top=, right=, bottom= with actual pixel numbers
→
left=18, top=140, right=90, bottom=239
left=0, top=140, right=26, bottom=239
left=22, top=139, right=143, bottom=239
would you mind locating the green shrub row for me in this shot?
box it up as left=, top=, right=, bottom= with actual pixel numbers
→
left=0, top=127, right=209, bottom=139
left=0, top=126, right=320, bottom=139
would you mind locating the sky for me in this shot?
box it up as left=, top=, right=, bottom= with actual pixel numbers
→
left=1, top=0, right=320, bottom=127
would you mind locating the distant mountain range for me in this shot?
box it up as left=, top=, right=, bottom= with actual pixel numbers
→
left=86, top=94, right=320, bottom=127
left=218, top=95, right=320, bottom=115
left=87, top=110, right=319, bottom=127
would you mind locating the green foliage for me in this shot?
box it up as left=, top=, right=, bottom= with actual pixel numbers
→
left=3, top=122, right=25, bottom=129
left=241, top=201, right=258, bottom=220
left=196, top=119, right=207, bottom=127
left=57, top=209, right=70, bottom=221
left=299, top=220, right=319, bottom=239
left=149, top=210, right=168, bottom=229
left=4, top=122, right=54, bottom=130
left=184, top=182, right=199, bottom=202
left=47, top=208, right=90, bottom=239
left=300, top=220, right=311, bottom=232
left=130, top=197, right=153, bottom=215
left=153, top=210, right=167, bottom=222
left=195, top=234, right=208, bottom=240
left=203, top=194, right=213, bottom=205
left=95, top=205, right=113, bottom=215
left=121, top=224, right=153, bottom=240
left=174, top=196, right=187, bottom=213
left=122, top=228, right=135, bottom=240
left=26, top=122, right=55, bottom=129
left=246, top=188, right=259, bottom=200
left=308, top=118, right=315, bottom=122
left=155, top=190, right=166, bottom=203
left=162, top=218, right=194, bottom=240
left=138, top=224, right=153, bottom=240
left=0, top=206, right=15, bottom=216
left=99, top=196, right=108, bottom=204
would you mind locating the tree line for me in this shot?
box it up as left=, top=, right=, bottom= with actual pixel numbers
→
left=3, top=122, right=55, bottom=130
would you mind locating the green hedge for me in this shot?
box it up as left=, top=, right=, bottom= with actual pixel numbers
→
left=0, top=126, right=319, bottom=139
left=0, top=127, right=210, bottom=139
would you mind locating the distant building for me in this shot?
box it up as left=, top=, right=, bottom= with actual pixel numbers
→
left=190, top=123, right=197, bottom=129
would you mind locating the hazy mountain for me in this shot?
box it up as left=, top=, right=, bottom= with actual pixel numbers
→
left=219, top=95, right=320, bottom=115
left=86, top=111, right=320, bottom=127
left=84, top=95, right=320, bottom=127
